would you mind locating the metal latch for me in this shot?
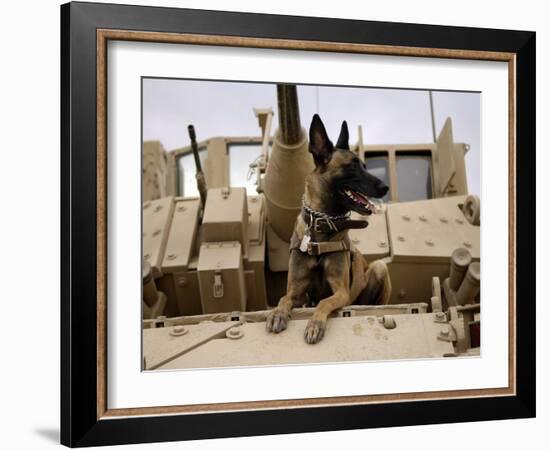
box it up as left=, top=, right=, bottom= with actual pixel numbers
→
left=213, top=270, right=224, bottom=298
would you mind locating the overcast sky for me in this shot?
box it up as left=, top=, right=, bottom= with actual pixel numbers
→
left=143, top=79, right=480, bottom=196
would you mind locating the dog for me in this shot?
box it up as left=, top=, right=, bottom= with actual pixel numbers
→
left=266, top=114, right=392, bottom=344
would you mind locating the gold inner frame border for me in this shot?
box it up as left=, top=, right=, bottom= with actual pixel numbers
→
left=95, top=28, right=516, bottom=420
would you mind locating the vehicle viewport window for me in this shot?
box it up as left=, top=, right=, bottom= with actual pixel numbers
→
left=177, top=149, right=206, bottom=197
left=365, top=155, right=390, bottom=202
left=396, top=154, right=433, bottom=202
left=228, top=143, right=264, bottom=195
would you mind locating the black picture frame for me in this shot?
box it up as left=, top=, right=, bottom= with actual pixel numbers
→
left=61, top=1, right=535, bottom=447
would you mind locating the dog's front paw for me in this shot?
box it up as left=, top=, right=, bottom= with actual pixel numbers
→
left=266, top=309, right=290, bottom=333
left=304, top=319, right=327, bottom=344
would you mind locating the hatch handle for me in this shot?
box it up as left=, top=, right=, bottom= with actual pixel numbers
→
left=213, top=270, right=224, bottom=298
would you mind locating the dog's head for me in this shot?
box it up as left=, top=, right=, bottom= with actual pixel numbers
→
left=308, top=114, right=389, bottom=216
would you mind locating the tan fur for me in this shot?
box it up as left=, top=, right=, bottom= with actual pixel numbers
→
left=267, top=189, right=392, bottom=344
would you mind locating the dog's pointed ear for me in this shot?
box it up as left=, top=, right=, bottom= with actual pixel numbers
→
left=336, top=120, right=349, bottom=150
left=309, top=114, right=334, bottom=165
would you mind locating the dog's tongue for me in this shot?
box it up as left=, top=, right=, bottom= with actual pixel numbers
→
left=350, top=191, right=366, bottom=204
left=345, top=189, right=375, bottom=213
left=353, top=192, right=374, bottom=213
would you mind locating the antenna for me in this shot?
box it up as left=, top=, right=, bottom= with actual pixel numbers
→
left=428, top=91, right=437, bottom=143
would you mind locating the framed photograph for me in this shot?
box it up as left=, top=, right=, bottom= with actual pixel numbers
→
left=61, top=1, right=535, bottom=447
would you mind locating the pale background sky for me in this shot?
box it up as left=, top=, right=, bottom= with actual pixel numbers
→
left=143, top=78, right=481, bottom=196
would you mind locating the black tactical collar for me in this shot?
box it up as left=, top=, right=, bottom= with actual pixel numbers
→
left=301, top=199, right=368, bottom=234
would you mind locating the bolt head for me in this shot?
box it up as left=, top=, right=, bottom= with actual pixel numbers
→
left=397, top=235, right=405, bottom=242
left=169, top=325, right=188, bottom=337
left=226, top=327, right=243, bottom=339
left=167, top=254, right=177, bottom=260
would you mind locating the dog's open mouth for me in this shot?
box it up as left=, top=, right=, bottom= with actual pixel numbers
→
left=343, top=188, right=376, bottom=215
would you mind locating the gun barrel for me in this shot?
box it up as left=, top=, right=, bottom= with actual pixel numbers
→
left=263, top=84, right=313, bottom=243
left=277, top=84, right=302, bottom=145
left=187, top=124, right=208, bottom=206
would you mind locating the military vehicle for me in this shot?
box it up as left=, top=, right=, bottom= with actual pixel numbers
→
left=141, top=84, right=481, bottom=370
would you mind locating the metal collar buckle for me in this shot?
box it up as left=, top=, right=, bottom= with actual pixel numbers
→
left=312, top=217, right=336, bottom=233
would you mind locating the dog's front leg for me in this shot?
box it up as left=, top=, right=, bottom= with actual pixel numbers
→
left=266, top=250, right=316, bottom=334
left=304, top=252, right=351, bottom=344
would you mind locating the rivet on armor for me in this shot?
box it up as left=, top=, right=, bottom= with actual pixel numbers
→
left=226, top=327, right=244, bottom=339
left=397, top=235, right=405, bottom=242
left=425, top=239, right=434, bottom=247
left=463, top=241, right=472, bottom=248
left=402, top=215, right=411, bottom=221
left=169, top=325, right=188, bottom=337
left=381, top=315, right=396, bottom=330
left=440, top=217, right=448, bottom=223
left=419, top=215, right=428, bottom=222
left=378, top=241, right=387, bottom=248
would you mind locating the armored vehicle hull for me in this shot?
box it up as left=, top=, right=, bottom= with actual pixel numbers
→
left=142, top=84, right=481, bottom=369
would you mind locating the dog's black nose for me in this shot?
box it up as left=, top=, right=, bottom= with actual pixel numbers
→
left=378, top=182, right=389, bottom=196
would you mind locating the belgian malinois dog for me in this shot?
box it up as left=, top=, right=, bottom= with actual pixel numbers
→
left=266, top=114, right=392, bottom=344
